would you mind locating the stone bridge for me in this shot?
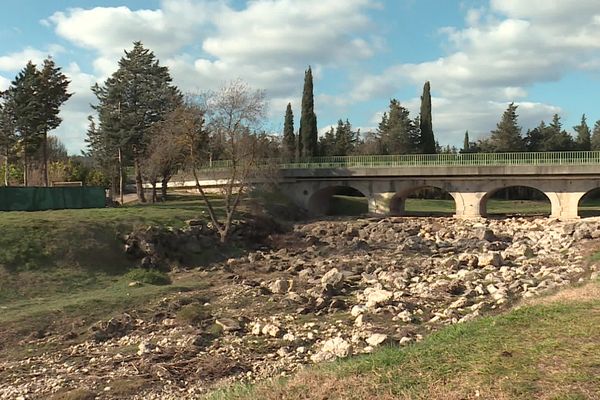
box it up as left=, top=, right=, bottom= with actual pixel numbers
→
left=278, top=164, right=600, bottom=220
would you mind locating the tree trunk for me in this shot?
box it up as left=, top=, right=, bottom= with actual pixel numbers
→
left=3, top=153, right=8, bottom=187
left=134, top=157, right=146, bottom=203
left=110, top=176, right=117, bottom=203
left=118, top=147, right=124, bottom=205
left=151, top=182, right=157, bottom=203
left=42, top=131, right=48, bottom=187
left=161, top=177, right=168, bottom=201
left=192, top=167, right=224, bottom=236
left=23, top=156, right=28, bottom=187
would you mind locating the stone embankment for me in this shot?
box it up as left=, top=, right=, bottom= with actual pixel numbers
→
left=2, top=216, right=599, bottom=399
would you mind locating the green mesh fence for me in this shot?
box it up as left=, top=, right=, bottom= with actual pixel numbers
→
left=0, top=187, right=106, bottom=211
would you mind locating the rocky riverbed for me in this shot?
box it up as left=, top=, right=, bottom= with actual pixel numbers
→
left=1, top=216, right=599, bottom=399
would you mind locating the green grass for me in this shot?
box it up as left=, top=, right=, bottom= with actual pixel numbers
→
left=0, top=270, right=211, bottom=360
left=0, top=193, right=261, bottom=362
left=125, top=268, right=172, bottom=285
left=330, top=196, right=600, bottom=217
left=0, top=194, right=222, bottom=304
left=207, top=282, right=600, bottom=400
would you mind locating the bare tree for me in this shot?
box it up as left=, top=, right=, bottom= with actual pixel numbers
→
left=186, top=81, right=268, bottom=243
left=142, top=119, right=187, bottom=202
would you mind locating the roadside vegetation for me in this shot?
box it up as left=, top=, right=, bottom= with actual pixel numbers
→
left=207, top=280, right=600, bottom=400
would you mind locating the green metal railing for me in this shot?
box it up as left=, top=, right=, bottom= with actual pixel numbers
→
left=198, top=151, right=600, bottom=170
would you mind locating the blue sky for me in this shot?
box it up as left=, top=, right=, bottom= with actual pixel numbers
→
left=1, top=0, right=600, bottom=154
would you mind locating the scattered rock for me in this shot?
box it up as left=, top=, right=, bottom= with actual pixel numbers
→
left=262, top=323, right=282, bottom=338
left=268, top=279, right=289, bottom=294
left=216, top=318, right=242, bottom=332
left=365, top=288, right=393, bottom=308
left=365, top=333, right=388, bottom=347
left=311, top=337, right=352, bottom=362
left=479, top=252, right=503, bottom=267
left=321, top=268, right=344, bottom=288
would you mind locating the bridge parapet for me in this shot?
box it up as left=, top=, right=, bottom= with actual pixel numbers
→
left=198, top=151, right=600, bottom=172
left=194, top=151, right=600, bottom=220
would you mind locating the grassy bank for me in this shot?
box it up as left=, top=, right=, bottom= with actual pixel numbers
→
left=0, top=195, right=222, bottom=304
left=208, top=281, right=600, bottom=400
left=0, top=194, right=233, bottom=360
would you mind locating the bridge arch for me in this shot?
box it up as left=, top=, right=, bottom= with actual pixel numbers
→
left=307, top=184, right=368, bottom=216
left=480, top=185, right=554, bottom=217
left=578, top=187, right=600, bottom=217
left=389, top=185, right=456, bottom=216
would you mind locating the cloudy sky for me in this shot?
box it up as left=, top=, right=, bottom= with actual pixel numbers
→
left=1, top=0, right=600, bottom=154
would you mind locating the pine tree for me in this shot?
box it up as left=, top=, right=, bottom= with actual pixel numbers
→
left=524, top=121, right=546, bottom=152
left=488, top=103, right=524, bottom=152
left=574, top=114, right=591, bottom=151
left=299, top=66, right=318, bottom=158
left=543, top=114, right=574, bottom=151
left=37, top=58, right=72, bottom=186
left=419, top=81, right=436, bottom=153
left=9, top=62, right=45, bottom=186
left=282, top=103, right=295, bottom=160
left=378, top=99, right=419, bottom=154
left=333, top=119, right=357, bottom=156
left=592, top=120, right=600, bottom=151
left=462, top=131, right=470, bottom=153
left=0, top=91, right=17, bottom=186
left=318, top=127, right=335, bottom=156
left=91, top=42, right=181, bottom=202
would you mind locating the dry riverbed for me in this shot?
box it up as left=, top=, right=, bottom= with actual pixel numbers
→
left=1, top=216, right=599, bottom=399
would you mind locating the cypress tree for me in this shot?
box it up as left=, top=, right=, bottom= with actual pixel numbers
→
left=419, top=81, right=436, bottom=153
left=299, top=66, right=318, bottom=158
left=282, top=103, right=295, bottom=160
left=462, top=131, right=470, bottom=153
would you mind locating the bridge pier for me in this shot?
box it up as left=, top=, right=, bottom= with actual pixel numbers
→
left=550, top=192, right=585, bottom=220
left=453, top=192, right=486, bottom=219
left=368, top=192, right=395, bottom=214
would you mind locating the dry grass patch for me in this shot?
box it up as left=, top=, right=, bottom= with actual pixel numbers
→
left=208, top=281, right=600, bottom=400
left=524, top=281, right=600, bottom=306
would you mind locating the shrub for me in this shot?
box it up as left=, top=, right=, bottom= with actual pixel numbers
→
left=176, top=304, right=212, bottom=325
left=125, top=268, right=171, bottom=285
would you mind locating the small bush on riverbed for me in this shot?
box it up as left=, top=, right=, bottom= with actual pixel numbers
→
left=125, top=268, right=171, bottom=285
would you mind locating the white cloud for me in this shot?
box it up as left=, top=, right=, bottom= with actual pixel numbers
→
left=0, top=75, right=9, bottom=90
left=43, top=0, right=380, bottom=153
left=0, top=46, right=65, bottom=72
left=48, top=1, right=222, bottom=77
left=49, top=0, right=379, bottom=91
left=201, top=0, right=374, bottom=67
left=351, top=0, right=600, bottom=146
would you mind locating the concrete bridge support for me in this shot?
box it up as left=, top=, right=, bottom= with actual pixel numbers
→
left=279, top=167, right=600, bottom=221
left=368, top=192, right=395, bottom=214
left=549, top=192, right=586, bottom=220
left=453, top=192, right=486, bottom=219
